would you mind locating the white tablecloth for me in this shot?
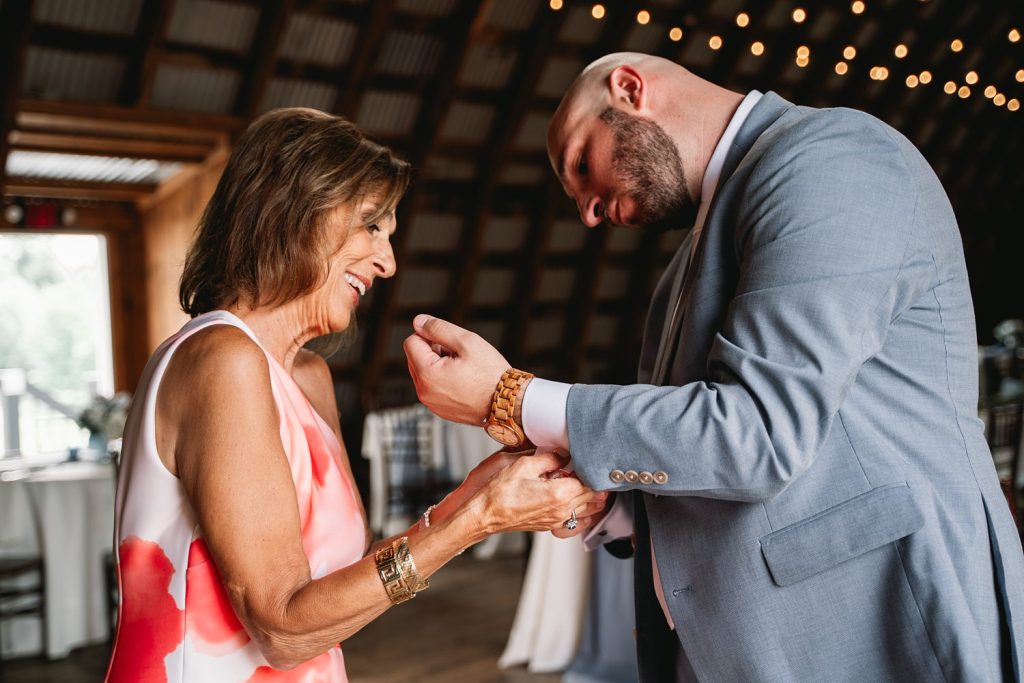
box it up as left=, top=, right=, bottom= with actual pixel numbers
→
left=0, top=460, right=115, bottom=659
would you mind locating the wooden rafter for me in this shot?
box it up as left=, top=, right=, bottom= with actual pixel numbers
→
left=119, top=0, right=176, bottom=107
left=3, top=177, right=158, bottom=202
left=233, top=0, right=294, bottom=119
left=8, top=130, right=210, bottom=162
left=356, top=0, right=488, bottom=406
left=332, top=0, right=397, bottom=118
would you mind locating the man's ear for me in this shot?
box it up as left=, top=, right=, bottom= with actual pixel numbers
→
left=609, top=65, right=645, bottom=111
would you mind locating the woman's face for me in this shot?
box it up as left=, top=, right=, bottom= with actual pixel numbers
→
left=316, top=197, right=397, bottom=334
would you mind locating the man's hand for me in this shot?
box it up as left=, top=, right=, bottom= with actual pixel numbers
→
left=404, top=315, right=511, bottom=425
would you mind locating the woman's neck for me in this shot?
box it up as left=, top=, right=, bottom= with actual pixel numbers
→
left=222, top=300, right=323, bottom=373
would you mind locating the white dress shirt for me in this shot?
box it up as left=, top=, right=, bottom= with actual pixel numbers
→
left=522, top=91, right=764, bottom=629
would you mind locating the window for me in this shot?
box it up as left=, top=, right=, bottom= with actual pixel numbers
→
left=0, top=232, right=114, bottom=459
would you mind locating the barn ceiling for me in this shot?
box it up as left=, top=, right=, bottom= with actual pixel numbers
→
left=1, top=0, right=1022, bottom=413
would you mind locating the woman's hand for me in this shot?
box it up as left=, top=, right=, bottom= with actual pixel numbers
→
left=469, top=450, right=602, bottom=534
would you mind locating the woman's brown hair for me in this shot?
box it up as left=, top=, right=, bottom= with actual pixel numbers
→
left=179, top=108, right=411, bottom=317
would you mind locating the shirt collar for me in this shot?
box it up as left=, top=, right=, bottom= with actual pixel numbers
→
left=692, top=90, right=763, bottom=236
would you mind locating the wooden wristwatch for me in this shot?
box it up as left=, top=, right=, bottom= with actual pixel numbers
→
left=484, top=368, right=535, bottom=447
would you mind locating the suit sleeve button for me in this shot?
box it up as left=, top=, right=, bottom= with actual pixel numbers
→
left=639, top=471, right=654, bottom=484
left=624, top=470, right=639, bottom=483
left=610, top=469, right=625, bottom=483
left=653, top=471, right=668, bottom=485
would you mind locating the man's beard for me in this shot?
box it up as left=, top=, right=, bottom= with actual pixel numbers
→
left=599, top=107, right=697, bottom=233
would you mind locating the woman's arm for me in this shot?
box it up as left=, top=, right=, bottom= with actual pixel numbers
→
left=161, top=326, right=593, bottom=670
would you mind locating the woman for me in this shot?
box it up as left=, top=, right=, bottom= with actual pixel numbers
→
left=106, top=108, right=601, bottom=682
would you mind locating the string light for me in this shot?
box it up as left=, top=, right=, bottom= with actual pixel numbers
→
left=851, top=1, right=865, bottom=15
left=591, top=4, right=605, bottom=19
left=736, top=12, right=750, bottom=27
left=994, top=93, right=1007, bottom=106
left=792, top=8, right=807, bottom=23
left=843, top=46, right=857, bottom=60
left=958, top=85, right=970, bottom=98
left=709, top=35, right=723, bottom=50
left=894, top=44, right=908, bottom=58
left=796, top=56, right=810, bottom=68
left=1010, top=29, right=1021, bottom=43
left=943, top=81, right=956, bottom=94
left=919, top=70, right=932, bottom=84
left=1016, top=69, right=1024, bottom=83
left=950, top=39, right=963, bottom=52
left=870, top=66, right=888, bottom=80
left=1008, top=98, right=1021, bottom=111
left=985, top=85, right=997, bottom=98
left=835, top=61, right=849, bottom=75
left=636, top=9, right=650, bottom=24
left=669, top=27, right=683, bottom=42
left=751, top=41, right=765, bottom=56
left=964, top=70, right=978, bottom=85
left=549, top=0, right=563, bottom=10
left=796, top=45, right=810, bottom=59
left=906, top=75, right=919, bottom=88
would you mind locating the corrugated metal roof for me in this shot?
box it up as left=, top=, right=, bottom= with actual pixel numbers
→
left=396, top=0, right=457, bottom=17
left=596, top=266, right=629, bottom=300
left=481, top=215, right=528, bottom=251
left=513, top=111, right=551, bottom=151
left=458, top=44, right=518, bottom=89
left=166, top=0, right=259, bottom=53
left=395, top=267, right=451, bottom=305
left=150, top=63, right=239, bottom=114
left=375, top=30, right=442, bottom=78
left=6, top=151, right=183, bottom=185
left=278, top=12, right=357, bottom=68
left=22, top=47, right=124, bottom=102
left=606, top=227, right=641, bottom=253
left=537, top=268, right=575, bottom=301
left=404, top=212, right=462, bottom=251
left=587, top=314, right=618, bottom=346
left=678, top=31, right=716, bottom=70
left=422, top=155, right=476, bottom=181
left=483, top=0, right=540, bottom=31
left=623, top=21, right=665, bottom=53
left=557, top=5, right=602, bottom=45
left=34, top=0, right=142, bottom=35
left=438, top=101, right=494, bottom=144
left=536, top=56, right=583, bottom=98
left=355, top=90, right=420, bottom=138
left=497, top=163, right=544, bottom=186
left=260, top=78, right=338, bottom=113
left=525, top=316, right=562, bottom=351
left=547, top=219, right=587, bottom=252
left=470, top=269, right=516, bottom=305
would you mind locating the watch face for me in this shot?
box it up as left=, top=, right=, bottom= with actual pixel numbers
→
left=486, top=422, right=521, bottom=446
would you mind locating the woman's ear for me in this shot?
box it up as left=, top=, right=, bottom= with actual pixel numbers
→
left=609, top=65, right=645, bottom=111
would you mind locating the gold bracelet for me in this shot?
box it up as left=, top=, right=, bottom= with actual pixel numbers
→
left=374, top=537, right=427, bottom=604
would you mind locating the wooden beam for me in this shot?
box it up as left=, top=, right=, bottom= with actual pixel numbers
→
left=8, top=130, right=211, bottom=162
left=233, top=0, right=294, bottom=119
left=0, top=0, right=33, bottom=194
left=4, top=177, right=158, bottom=202
left=119, top=0, right=176, bottom=107
left=332, top=0, right=397, bottom=117
left=357, top=0, right=487, bottom=407
left=16, top=109, right=228, bottom=146
left=17, top=98, right=241, bottom=133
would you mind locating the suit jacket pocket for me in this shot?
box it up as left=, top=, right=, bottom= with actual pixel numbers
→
left=759, top=482, right=924, bottom=587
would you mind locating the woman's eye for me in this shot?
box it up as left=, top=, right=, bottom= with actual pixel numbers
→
left=367, top=223, right=381, bottom=234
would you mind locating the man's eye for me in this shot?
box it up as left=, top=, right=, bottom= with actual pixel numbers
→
left=578, top=157, right=588, bottom=176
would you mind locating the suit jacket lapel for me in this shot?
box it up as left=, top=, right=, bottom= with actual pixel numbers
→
left=647, top=92, right=795, bottom=386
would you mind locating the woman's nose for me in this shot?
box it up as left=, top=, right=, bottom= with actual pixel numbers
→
left=373, top=240, right=397, bottom=279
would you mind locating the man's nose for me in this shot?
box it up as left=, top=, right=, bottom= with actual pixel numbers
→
left=579, top=195, right=604, bottom=228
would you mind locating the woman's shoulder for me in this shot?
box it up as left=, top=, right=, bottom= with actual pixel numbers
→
left=165, top=323, right=271, bottom=394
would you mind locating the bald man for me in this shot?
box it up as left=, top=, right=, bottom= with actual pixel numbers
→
left=405, top=53, right=1024, bottom=681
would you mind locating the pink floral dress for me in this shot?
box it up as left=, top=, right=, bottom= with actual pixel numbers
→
left=107, top=311, right=365, bottom=682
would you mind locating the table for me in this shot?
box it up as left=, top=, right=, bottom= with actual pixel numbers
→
left=0, top=459, right=115, bottom=659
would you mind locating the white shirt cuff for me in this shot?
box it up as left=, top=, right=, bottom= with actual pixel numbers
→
left=521, top=378, right=571, bottom=450
left=582, top=493, right=634, bottom=551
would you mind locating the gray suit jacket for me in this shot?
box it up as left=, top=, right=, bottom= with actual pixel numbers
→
left=568, top=92, right=1024, bottom=681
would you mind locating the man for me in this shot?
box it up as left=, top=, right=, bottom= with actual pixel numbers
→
left=404, top=53, right=1024, bottom=681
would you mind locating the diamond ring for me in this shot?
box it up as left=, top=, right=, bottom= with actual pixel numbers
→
left=563, top=509, right=578, bottom=530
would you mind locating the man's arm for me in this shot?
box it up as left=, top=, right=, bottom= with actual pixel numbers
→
left=406, top=112, right=926, bottom=504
